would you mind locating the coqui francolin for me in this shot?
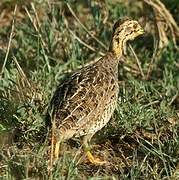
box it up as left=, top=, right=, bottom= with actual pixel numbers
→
left=46, top=17, right=144, bottom=165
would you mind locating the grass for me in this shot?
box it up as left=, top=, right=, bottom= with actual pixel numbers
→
left=0, top=0, right=179, bottom=179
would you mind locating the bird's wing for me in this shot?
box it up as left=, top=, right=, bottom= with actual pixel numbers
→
left=47, top=62, right=109, bottom=131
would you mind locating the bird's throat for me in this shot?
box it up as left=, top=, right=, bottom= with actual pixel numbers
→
left=110, top=39, right=125, bottom=59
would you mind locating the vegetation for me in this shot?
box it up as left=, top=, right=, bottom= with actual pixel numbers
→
left=0, top=0, right=178, bottom=179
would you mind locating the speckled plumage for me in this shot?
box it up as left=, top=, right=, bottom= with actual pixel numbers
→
left=47, top=18, right=144, bottom=164
left=50, top=53, right=119, bottom=140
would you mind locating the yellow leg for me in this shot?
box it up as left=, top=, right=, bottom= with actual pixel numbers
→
left=86, top=150, right=106, bottom=165
left=83, top=135, right=106, bottom=165
left=54, top=141, right=60, bottom=159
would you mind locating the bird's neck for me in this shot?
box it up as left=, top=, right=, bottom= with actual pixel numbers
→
left=109, top=37, right=126, bottom=60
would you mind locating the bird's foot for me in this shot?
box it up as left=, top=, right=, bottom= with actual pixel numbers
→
left=86, top=150, right=106, bottom=165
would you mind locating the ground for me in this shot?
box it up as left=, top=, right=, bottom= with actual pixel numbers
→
left=0, top=0, right=179, bottom=179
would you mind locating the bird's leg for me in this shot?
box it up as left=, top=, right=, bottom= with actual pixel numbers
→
left=48, top=128, right=56, bottom=174
left=83, top=135, right=106, bottom=165
left=54, top=135, right=64, bottom=161
left=48, top=136, right=61, bottom=174
left=54, top=141, right=60, bottom=160
left=50, top=127, right=61, bottom=165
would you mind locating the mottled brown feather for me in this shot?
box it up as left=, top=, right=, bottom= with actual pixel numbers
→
left=47, top=53, right=119, bottom=140
left=46, top=18, right=144, bottom=144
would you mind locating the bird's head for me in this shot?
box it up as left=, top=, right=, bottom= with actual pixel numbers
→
left=109, top=17, right=144, bottom=57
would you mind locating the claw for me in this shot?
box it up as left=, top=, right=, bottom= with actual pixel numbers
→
left=86, top=150, right=106, bottom=165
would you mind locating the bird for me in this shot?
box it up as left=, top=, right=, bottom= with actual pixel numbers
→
left=46, top=17, right=144, bottom=165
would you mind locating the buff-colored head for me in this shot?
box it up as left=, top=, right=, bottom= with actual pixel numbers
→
left=109, top=17, right=144, bottom=57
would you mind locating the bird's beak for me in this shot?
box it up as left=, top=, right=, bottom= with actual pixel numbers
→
left=138, top=28, right=145, bottom=35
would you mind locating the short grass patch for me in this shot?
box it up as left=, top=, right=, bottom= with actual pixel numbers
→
left=0, top=0, right=179, bottom=179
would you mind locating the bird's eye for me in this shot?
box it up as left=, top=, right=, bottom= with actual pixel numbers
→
left=133, top=23, right=138, bottom=29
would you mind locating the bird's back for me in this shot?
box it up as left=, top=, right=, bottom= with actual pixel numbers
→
left=47, top=52, right=119, bottom=141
